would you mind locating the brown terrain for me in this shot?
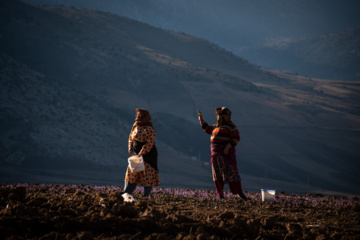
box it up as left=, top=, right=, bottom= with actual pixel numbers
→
left=1, top=184, right=359, bottom=240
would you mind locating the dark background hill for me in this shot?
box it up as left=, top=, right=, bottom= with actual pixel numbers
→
left=23, top=0, right=360, bottom=80
left=243, top=27, right=360, bottom=80
left=1, top=0, right=360, bottom=195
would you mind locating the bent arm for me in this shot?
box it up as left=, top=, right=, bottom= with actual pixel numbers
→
left=230, top=125, right=240, bottom=147
left=224, top=123, right=240, bottom=155
left=198, top=111, right=214, bottom=134
left=128, top=132, right=134, bottom=155
left=139, top=126, right=156, bottom=156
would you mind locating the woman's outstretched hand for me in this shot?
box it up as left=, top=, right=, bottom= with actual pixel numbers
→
left=198, top=111, right=205, bottom=125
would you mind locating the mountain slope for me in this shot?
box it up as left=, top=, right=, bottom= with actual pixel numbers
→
left=0, top=53, right=131, bottom=167
left=22, top=0, right=360, bottom=80
left=1, top=0, right=360, bottom=194
left=244, top=27, right=360, bottom=80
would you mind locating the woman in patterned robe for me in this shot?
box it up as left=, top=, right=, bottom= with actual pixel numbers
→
left=123, top=109, right=159, bottom=196
left=198, top=107, right=247, bottom=200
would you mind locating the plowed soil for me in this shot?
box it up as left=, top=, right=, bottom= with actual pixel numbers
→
left=0, top=184, right=359, bottom=240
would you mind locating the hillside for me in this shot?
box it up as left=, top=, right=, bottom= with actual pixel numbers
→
left=244, top=27, right=360, bottom=80
left=23, top=0, right=360, bottom=80
left=0, top=53, right=131, bottom=166
left=1, top=0, right=360, bottom=195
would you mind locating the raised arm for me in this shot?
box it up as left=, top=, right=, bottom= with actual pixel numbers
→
left=198, top=111, right=214, bottom=134
left=198, top=111, right=205, bottom=125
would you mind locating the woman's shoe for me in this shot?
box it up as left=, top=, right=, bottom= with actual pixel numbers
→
left=239, top=192, right=247, bottom=201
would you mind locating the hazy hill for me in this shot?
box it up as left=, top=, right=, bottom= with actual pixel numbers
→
left=23, top=0, right=360, bottom=80
left=244, top=27, right=360, bottom=80
left=1, top=0, right=360, bottom=195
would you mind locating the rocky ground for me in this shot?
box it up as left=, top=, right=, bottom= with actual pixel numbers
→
left=0, top=184, right=359, bottom=240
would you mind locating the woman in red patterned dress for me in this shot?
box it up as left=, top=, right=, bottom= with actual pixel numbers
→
left=198, top=107, right=247, bottom=200
left=123, top=109, right=159, bottom=196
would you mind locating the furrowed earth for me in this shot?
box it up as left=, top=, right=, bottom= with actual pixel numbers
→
left=0, top=184, right=359, bottom=240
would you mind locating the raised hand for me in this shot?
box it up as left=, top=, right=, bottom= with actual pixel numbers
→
left=198, top=111, right=205, bottom=125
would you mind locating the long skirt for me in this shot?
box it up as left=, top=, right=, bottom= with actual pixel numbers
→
left=211, top=146, right=241, bottom=183
left=125, top=162, right=160, bottom=187
left=125, top=141, right=160, bottom=187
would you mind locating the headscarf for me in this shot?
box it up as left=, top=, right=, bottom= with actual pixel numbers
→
left=130, top=108, right=154, bottom=134
left=218, top=107, right=231, bottom=125
left=215, top=107, right=221, bottom=125
left=215, top=107, right=222, bottom=116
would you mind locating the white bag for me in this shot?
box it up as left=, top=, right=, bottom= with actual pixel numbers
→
left=128, top=155, right=145, bottom=173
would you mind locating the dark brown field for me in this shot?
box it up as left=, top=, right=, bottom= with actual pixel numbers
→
left=1, top=184, right=359, bottom=240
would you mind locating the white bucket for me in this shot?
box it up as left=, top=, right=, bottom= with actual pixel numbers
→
left=261, top=189, right=276, bottom=202
left=122, top=193, right=136, bottom=202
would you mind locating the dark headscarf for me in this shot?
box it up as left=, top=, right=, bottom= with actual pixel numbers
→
left=218, top=107, right=231, bottom=125
left=130, top=108, right=154, bottom=135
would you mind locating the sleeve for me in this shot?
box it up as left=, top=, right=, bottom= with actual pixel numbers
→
left=230, top=124, right=240, bottom=147
left=128, top=130, right=134, bottom=153
left=139, top=126, right=156, bottom=156
left=202, top=122, right=215, bottom=134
